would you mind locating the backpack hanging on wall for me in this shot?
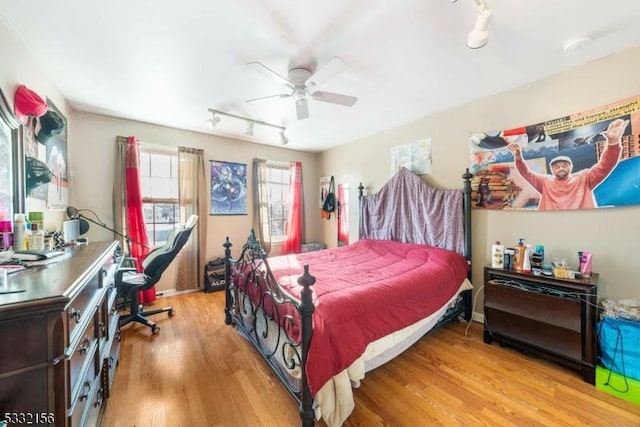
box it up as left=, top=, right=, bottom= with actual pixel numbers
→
left=322, top=176, right=336, bottom=220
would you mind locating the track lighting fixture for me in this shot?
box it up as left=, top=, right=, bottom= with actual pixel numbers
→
left=245, top=120, right=255, bottom=136
left=466, top=0, right=492, bottom=49
left=204, top=113, right=221, bottom=129
left=207, top=109, right=288, bottom=145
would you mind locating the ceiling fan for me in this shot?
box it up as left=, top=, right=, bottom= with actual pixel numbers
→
left=246, top=57, right=357, bottom=120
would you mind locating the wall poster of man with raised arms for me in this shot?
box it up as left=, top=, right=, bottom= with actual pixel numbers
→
left=468, top=95, right=640, bottom=211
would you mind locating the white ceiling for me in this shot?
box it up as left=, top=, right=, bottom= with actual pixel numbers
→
left=2, top=0, right=640, bottom=153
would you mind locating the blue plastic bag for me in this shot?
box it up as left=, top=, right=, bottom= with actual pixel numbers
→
left=598, top=317, right=640, bottom=381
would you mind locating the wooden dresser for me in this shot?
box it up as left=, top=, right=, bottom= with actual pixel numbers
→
left=483, top=266, right=598, bottom=384
left=0, top=241, right=122, bottom=427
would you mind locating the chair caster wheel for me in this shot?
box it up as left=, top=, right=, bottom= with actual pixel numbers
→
left=168, top=309, right=175, bottom=317
left=151, top=325, right=160, bottom=334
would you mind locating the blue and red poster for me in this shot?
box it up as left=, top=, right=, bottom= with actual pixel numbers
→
left=469, top=95, right=640, bottom=210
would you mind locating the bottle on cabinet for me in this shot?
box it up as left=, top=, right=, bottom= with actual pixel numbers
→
left=491, top=241, right=504, bottom=269
left=28, top=223, right=45, bottom=251
left=522, top=244, right=533, bottom=273
left=13, top=214, right=26, bottom=251
left=513, top=238, right=526, bottom=271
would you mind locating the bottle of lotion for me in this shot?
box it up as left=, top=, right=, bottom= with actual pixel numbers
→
left=513, top=238, right=526, bottom=271
left=491, top=241, right=504, bottom=269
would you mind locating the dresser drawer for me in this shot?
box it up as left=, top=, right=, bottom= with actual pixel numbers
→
left=68, top=309, right=98, bottom=404
left=485, top=280, right=582, bottom=331
left=67, top=273, right=103, bottom=344
left=103, top=325, right=121, bottom=398
left=69, top=350, right=98, bottom=427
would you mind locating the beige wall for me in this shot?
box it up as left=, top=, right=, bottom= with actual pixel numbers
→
left=69, top=112, right=321, bottom=262
left=320, top=47, right=640, bottom=314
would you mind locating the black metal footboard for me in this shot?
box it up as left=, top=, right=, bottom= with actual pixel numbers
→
left=223, top=230, right=316, bottom=427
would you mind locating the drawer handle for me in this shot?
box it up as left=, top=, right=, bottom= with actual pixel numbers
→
left=70, top=308, right=82, bottom=323
left=94, top=389, right=104, bottom=407
left=52, top=347, right=74, bottom=365
left=78, top=337, right=91, bottom=354
left=98, top=320, right=106, bottom=337
left=79, top=381, right=91, bottom=401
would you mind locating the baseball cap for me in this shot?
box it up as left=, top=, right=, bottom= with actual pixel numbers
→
left=13, top=85, right=48, bottom=124
left=549, top=155, right=573, bottom=167
left=36, top=109, right=66, bottom=144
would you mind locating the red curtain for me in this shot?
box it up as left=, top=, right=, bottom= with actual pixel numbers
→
left=337, top=184, right=349, bottom=245
left=281, top=161, right=302, bottom=255
left=125, top=136, right=154, bottom=303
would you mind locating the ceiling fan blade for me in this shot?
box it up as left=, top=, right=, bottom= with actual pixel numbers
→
left=245, top=93, right=292, bottom=103
left=310, top=91, right=357, bottom=107
left=247, top=61, right=292, bottom=87
left=307, top=57, right=347, bottom=89
left=296, top=98, right=309, bottom=120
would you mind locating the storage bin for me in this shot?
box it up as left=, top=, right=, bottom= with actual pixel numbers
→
left=596, top=365, right=640, bottom=405
left=301, top=242, right=327, bottom=253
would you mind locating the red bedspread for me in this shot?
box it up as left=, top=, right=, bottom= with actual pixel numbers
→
left=265, top=239, right=469, bottom=396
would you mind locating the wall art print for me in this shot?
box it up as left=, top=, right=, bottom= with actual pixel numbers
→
left=390, top=138, right=432, bottom=176
left=209, top=160, right=247, bottom=215
left=469, top=95, right=640, bottom=211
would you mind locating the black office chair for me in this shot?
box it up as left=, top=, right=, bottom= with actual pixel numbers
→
left=116, top=215, right=198, bottom=334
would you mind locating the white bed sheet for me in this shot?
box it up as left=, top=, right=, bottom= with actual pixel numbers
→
left=235, top=278, right=473, bottom=427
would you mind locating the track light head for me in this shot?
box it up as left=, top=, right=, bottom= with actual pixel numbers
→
left=466, top=8, right=492, bottom=49
left=280, top=130, right=289, bottom=145
left=205, top=113, right=221, bottom=129
left=245, top=120, right=255, bottom=136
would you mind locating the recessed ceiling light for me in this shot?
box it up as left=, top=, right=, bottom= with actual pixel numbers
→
left=562, top=34, right=593, bottom=52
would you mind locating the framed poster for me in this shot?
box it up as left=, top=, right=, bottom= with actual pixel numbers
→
left=44, top=99, right=68, bottom=210
left=23, top=98, right=68, bottom=210
left=319, top=176, right=331, bottom=208
left=210, top=160, right=247, bottom=215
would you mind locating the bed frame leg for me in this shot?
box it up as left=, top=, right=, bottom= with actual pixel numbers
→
left=463, top=289, right=473, bottom=321
left=223, top=237, right=233, bottom=325
left=298, top=265, right=316, bottom=427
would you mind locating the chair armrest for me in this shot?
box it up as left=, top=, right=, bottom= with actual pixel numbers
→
left=120, top=256, right=137, bottom=268
left=115, top=266, right=137, bottom=284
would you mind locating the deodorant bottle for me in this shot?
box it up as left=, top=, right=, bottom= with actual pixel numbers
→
left=13, top=214, right=26, bottom=251
left=491, top=241, right=504, bottom=269
left=522, top=244, right=532, bottom=273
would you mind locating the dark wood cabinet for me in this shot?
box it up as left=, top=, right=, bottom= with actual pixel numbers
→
left=0, top=242, right=122, bottom=426
left=483, top=266, right=598, bottom=384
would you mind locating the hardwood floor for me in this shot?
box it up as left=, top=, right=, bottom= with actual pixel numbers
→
left=101, top=291, right=640, bottom=427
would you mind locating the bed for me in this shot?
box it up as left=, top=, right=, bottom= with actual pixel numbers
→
left=223, top=168, right=474, bottom=427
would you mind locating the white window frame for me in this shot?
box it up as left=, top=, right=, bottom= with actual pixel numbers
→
left=139, top=146, right=179, bottom=246
left=265, top=161, right=290, bottom=242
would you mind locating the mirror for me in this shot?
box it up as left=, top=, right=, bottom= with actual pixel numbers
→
left=0, top=86, right=23, bottom=221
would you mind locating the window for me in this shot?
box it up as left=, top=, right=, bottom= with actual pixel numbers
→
left=139, top=147, right=179, bottom=246
left=266, top=162, right=290, bottom=240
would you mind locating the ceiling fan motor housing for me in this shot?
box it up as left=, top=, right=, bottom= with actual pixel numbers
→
left=287, top=68, right=313, bottom=86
